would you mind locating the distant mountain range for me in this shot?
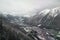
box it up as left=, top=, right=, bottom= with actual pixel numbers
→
left=1, top=7, right=60, bottom=30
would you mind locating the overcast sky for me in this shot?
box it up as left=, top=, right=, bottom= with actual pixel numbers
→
left=0, top=0, right=60, bottom=16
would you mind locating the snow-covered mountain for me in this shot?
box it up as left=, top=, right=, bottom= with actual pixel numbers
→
left=28, top=7, right=60, bottom=29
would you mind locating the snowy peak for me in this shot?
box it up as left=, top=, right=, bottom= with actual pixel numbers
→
left=39, top=9, right=50, bottom=15
left=28, top=7, right=60, bottom=27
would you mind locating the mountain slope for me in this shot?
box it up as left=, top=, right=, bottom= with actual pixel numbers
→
left=28, top=7, right=60, bottom=30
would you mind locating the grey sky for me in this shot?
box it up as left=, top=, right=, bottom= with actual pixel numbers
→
left=0, top=0, right=60, bottom=16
